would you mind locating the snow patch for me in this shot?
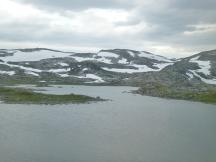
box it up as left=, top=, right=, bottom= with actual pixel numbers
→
left=59, top=62, right=69, bottom=66
left=189, top=56, right=211, bottom=75
left=96, top=57, right=113, bottom=64
left=0, top=62, right=42, bottom=73
left=153, top=63, right=174, bottom=69
left=72, top=56, right=113, bottom=64
left=138, top=52, right=172, bottom=62
left=186, top=72, right=194, bottom=80
left=102, top=66, right=151, bottom=73
left=118, top=58, right=128, bottom=64
left=25, top=71, right=39, bottom=76
left=127, top=51, right=135, bottom=57
left=39, top=81, right=46, bottom=83
left=48, top=68, right=70, bottom=73
left=0, top=62, right=71, bottom=77
left=72, top=56, right=95, bottom=62
left=62, top=73, right=105, bottom=83
left=85, top=74, right=105, bottom=83
left=59, top=74, right=70, bottom=77
left=82, top=68, right=88, bottom=71
left=0, top=70, right=15, bottom=76
left=97, top=52, right=119, bottom=58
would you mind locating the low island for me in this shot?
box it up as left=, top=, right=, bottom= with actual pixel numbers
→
left=0, top=87, right=103, bottom=104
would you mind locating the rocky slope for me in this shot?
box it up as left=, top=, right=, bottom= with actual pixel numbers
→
left=126, top=49, right=216, bottom=87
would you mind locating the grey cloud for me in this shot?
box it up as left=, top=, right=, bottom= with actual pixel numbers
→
left=17, top=0, right=133, bottom=10
left=0, top=22, right=48, bottom=41
left=128, top=0, right=216, bottom=45
left=0, top=21, right=138, bottom=50
left=170, top=0, right=216, bottom=10
left=1, top=0, right=216, bottom=56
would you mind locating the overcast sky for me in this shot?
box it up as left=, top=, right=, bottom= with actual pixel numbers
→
left=0, top=0, right=215, bottom=57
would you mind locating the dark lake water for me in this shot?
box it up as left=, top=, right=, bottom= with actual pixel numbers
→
left=0, top=85, right=216, bottom=162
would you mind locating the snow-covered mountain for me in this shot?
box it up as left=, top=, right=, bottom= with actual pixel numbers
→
left=0, top=48, right=174, bottom=84
left=0, top=48, right=215, bottom=86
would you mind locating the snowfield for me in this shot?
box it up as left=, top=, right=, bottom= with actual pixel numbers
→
left=0, top=70, right=15, bottom=76
left=0, top=50, right=73, bottom=62
left=97, top=52, right=119, bottom=58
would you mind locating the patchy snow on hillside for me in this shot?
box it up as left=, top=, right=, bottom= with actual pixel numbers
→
left=0, top=62, right=42, bottom=73
left=189, top=56, right=211, bottom=75
left=102, top=62, right=173, bottom=74
left=0, top=50, right=73, bottom=62
left=189, top=70, right=216, bottom=85
left=187, top=56, right=215, bottom=84
left=138, top=52, right=172, bottom=62
left=0, top=61, right=71, bottom=77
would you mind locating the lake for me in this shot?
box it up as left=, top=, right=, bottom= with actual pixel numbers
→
left=0, top=85, right=216, bottom=162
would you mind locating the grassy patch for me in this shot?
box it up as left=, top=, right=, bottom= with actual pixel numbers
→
left=0, top=87, right=102, bottom=104
left=190, top=90, right=216, bottom=103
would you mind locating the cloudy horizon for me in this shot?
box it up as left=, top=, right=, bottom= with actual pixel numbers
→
left=0, top=0, right=216, bottom=58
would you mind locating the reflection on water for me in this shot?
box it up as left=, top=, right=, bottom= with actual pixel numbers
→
left=0, top=85, right=216, bottom=162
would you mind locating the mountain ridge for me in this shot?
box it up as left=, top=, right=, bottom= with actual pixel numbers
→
left=0, top=48, right=215, bottom=86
